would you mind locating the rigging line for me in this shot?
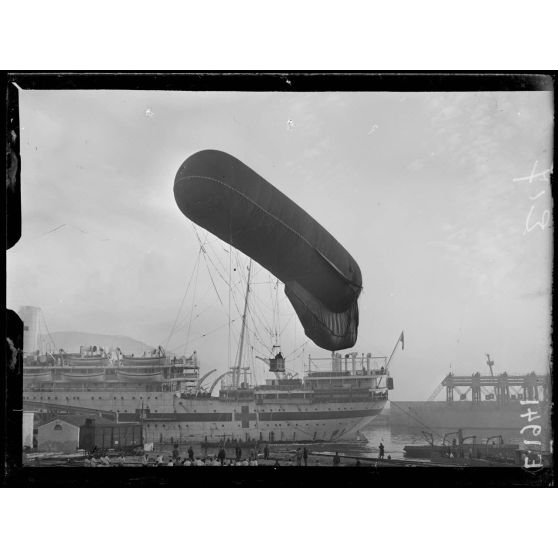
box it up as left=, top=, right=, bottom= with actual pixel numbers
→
left=224, top=271, right=246, bottom=323
left=162, top=248, right=202, bottom=351
left=246, top=295, right=278, bottom=346
left=284, top=340, right=309, bottom=360
left=245, top=278, right=287, bottom=317
left=200, top=238, right=232, bottom=287
left=169, top=282, right=213, bottom=337
left=245, top=309, right=273, bottom=355
left=268, top=270, right=277, bottom=350
left=234, top=250, right=252, bottom=290
left=247, top=320, right=276, bottom=356
left=185, top=249, right=202, bottom=355
left=274, top=277, right=281, bottom=347
left=204, top=236, right=231, bottom=281
left=388, top=401, right=445, bottom=441
left=201, top=246, right=225, bottom=306
left=249, top=344, right=257, bottom=387
left=167, top=319, right=239, bottom=355
left=41, top=311, right=57, bottom=352
left=191, top=223, right=225, bottom=307
left=278, top=312, right=295, bottom=337
left=200, top=229, right=231, bottom=277
left=245, top=293, right=275, bottom=340
left=162, top=305, right=206, bottom=339
left=243, top=283, right=277, bottom=325
left=228, top=221, right=232, bottom=372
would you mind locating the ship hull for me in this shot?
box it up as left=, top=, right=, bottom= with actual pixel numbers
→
left=23, top=389, right=386, bottom=443
left=388, top=400, right=551, bottom=431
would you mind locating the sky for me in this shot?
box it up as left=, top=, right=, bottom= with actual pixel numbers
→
left=7, top=89, right=553, bottom=399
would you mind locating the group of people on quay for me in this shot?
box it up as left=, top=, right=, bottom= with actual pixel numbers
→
left=83, top=443, right=321, bottom=467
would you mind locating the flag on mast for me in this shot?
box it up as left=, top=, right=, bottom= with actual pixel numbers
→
left=399, top=331, right=405, bottom=350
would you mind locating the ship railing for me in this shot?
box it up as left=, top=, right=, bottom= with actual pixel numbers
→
left=254, top=383, right=310, bottom=391
left=307, top=355, right=387, bottom=370
left=23, top=383, right=195, bottom=392
left=307, top=369, right=386, bottom=376
left=304, top=370, right=387, bottom=381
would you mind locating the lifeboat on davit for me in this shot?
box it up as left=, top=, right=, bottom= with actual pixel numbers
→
left=61, top=356, right=110, bottom=382
left=24, top=368, right=53, bottom=382
left=116, top=355, right=165, bottom=382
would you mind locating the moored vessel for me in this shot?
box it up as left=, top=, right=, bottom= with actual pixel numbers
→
left=389, top=355, right=551, bottom=432
left=23, top=346, right=393, bottom=444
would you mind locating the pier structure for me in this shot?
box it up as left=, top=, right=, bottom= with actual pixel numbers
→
left=441, top=372, right=549, bottom=404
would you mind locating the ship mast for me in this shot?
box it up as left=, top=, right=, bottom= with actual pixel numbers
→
left=486, top=353, right=494, bottom=376
left=234, top=259, right=252, bottom=387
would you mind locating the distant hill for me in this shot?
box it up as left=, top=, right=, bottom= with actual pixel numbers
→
left=39, top=331, right=154, bottom=355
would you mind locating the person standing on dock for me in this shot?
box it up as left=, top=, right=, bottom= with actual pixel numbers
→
left=379, top=442, right=385, bottom=459
left=333, top=452, right=341, bottom=467
left=264, top=444, right=270, bottom=460
left=303, top=447, right=308, bottom=466
left=296, top=448, right=302, bottom=466
left=218, top=447, right=226, bottom=465
left=235, top=443, right=242, bottom=460
left=188, top=446, right=194, bottom=461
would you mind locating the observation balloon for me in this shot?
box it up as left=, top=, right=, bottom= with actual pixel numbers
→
left=174, top=150, right=362, bottom=351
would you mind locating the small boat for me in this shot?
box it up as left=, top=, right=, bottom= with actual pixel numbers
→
left=61, top=369, right=106, bottom=382
left=24, top=368, right=53, bottom=382
left=403, top=430, right=519, bottom=461
left=121, top=356, right=166, bottom=367
left=116, top=368, right=163, bottom=382
left=65, top=356, right=110, bottom=367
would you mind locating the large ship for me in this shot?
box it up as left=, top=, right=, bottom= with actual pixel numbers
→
left=23, top=347, right=392, bottom=444
left=388, top=355, right=551, bottom=433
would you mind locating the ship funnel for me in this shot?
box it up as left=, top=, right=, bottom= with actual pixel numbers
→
left=19, top=306, right=41, bottom=354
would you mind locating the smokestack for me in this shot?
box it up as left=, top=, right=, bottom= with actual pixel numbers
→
left=19, top=306, right=41, bottom=354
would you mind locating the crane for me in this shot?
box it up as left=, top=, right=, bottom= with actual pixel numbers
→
left=195, top=368, right=217, bottom=391
left=196, top=368, right=217, bottom=394
left=427, top=383, right=444, bottom=402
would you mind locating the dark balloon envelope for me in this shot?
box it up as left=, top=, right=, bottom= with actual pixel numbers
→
left=174, top=150, right=362, bottom=351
